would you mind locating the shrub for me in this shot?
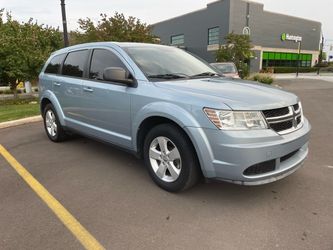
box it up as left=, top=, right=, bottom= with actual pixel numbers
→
left=320, top=66, right=333, bottom=72
left=248, top=74, right=274, bottom=85
left=260, top=67, right=274, bottom=74
left=0, top=89, right=13, bottom=95
left=0, top=87, right=38, bottom=94
left=0, top=97, right=39, bottom=105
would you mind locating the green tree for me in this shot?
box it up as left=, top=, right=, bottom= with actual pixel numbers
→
left=322, top=52, right=327, bottom=61
left=216, top=33, right=253, bottom=78
left=70, top=12, right=156, bottom=44
left=0, top=10, right=62, bottom=94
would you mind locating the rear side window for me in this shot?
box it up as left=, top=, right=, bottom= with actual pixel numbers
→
left=45, top=54, right=66, bottom=74
left=89, top=49, right=127, bottom=80
left=62, top=50, right=89, bottom=78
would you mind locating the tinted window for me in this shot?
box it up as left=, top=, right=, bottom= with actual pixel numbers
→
left=45, top=54, right=66, bottom=74
left=62, top=50, right=88, bottom=77
left=89, top=49, right=126, bottom=80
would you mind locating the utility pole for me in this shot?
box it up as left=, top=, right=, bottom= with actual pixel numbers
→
left=317, top=34, right=324, bottom=75
left=60, top=0, right=69, bottom=47
left=296, top=41, right=302, bottom=77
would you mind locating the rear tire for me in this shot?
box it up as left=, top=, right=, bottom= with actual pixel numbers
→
left=43, top=103, right=67, bottom=142
left=143, top=124, right=200, bottom=192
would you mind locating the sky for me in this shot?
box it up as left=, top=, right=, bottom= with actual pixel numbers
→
left=1, top=0, right=332, bottom=53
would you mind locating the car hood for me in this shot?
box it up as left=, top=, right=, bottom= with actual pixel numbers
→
left=154, top=78, right=298, bottom=110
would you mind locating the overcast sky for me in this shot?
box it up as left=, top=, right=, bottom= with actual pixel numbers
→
left=1, top=0, right=332, bottom=52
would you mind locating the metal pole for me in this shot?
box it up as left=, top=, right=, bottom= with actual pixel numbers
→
left=60, top=0, right=69, bottom=47
left=296, top=41, right=301, bottom=77
left=317, top=34, right=324, bottom=75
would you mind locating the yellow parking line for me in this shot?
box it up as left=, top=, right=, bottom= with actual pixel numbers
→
left=0, top=144, right=105, bottom=250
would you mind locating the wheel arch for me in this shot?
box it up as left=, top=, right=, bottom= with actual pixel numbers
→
left=135, top=115, right=204, bottom=177
left=40, top=91, right=66, bottom=126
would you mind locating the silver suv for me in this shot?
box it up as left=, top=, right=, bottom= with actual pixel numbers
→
left=39, top=42, right=311, bottom=192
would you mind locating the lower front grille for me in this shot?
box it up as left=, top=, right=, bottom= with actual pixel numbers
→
left=281, top=149, right=299, bottom=162
left=243, top=149, right=300, bottom=177
left=243, top=160, right=276, bottom=176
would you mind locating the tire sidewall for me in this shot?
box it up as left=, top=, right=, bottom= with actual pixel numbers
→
left=143, top=124, right=197, bottom=192
left=43, top=103, right=61, bottom=142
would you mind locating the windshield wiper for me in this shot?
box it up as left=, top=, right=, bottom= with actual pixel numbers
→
left=190, top=72, right=221, bottom=78
left=148, top=73, right=189, bottom=79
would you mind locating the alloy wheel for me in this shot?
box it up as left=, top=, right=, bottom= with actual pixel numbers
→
left=149, top=136, right=182, bottom=182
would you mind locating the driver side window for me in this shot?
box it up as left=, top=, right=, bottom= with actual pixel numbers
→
left=89, top=49, right=128, bottom=81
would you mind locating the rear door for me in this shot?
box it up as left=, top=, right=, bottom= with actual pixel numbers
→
left=42, top=53, right=66, bottom=102
left=56, top=50, right=89, bottom=121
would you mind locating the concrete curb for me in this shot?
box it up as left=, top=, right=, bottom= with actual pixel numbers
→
left=0, top=115, right=42, bottom=129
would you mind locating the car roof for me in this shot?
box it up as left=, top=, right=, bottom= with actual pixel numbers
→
left=211, top=62, right=235, bottom=65
left=51, top=42, right=170, bottom=56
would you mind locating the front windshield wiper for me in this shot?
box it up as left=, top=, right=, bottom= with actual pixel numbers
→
left=190, top=72, right=222, bottom=78
left=148, top=73, right=189, bottom=79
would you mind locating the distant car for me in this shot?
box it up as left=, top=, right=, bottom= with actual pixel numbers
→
left=210, top=62, right=240, bottom=79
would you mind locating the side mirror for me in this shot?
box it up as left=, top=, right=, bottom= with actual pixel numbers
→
left=103, top=67, right=135, bottom=86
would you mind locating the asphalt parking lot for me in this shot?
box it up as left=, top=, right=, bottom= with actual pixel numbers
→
left=0, top=79, right=332, bottom=250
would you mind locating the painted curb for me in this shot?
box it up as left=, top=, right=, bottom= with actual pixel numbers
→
left=0, top=115, right=42, bottom=129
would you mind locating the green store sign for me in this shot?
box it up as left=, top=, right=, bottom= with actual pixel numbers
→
left=281, top=33, right=302, bottom=43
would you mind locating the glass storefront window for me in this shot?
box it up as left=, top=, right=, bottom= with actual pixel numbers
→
left=262, top=51, right=312, bottom=68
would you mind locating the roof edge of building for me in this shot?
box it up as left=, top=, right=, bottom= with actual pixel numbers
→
left=152, top=0, right=321, bottom=27
left=263, top=10, right=321, bottom=25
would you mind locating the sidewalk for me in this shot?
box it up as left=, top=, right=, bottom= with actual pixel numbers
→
left=274, top=72, right=333, bottom=82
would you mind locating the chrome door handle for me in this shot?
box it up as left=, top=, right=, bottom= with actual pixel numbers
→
left=53, top=82, right=61, bottom=86
left=83, top=87, right=94, bottom=93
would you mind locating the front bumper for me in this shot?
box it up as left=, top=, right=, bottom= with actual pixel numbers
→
left=185, top=118, right=311, bottom=185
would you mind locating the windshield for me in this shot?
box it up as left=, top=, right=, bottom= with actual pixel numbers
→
left=124, top=45, right=218, bottom=80
left=214, top=63, right=237, bottom=73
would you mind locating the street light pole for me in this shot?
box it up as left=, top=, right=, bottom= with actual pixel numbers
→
left=60, top=0, right=69, bottom=47
left=296, top=41, right=302, bottom=77
left=317, top=34, right=324, bottom=75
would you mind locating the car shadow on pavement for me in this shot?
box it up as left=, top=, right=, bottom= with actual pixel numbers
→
left=67, top=134, right=291, bottom=207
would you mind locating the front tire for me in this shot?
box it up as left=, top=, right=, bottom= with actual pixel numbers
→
left=43, top=103, right=67, bottom=142
left=143, top=124, right=200, bottom=192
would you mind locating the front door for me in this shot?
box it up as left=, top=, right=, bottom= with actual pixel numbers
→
left=79, top=48, right=132, bottom=149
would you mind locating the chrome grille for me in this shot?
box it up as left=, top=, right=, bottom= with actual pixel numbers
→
left=262, top=103, right=303, bottom=134
left=262, top=107, right=289, bottom=118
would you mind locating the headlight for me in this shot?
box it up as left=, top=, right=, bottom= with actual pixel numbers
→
left=204, top=108, right=268, bottom=130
